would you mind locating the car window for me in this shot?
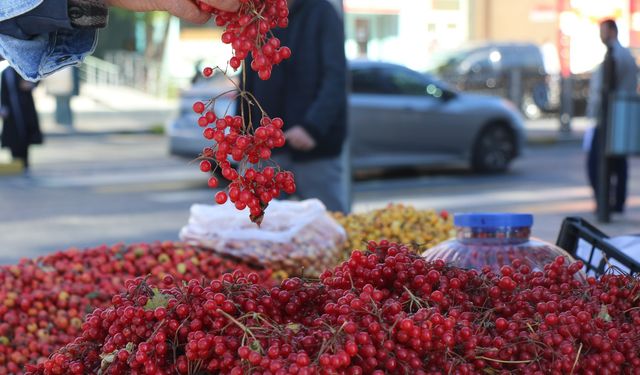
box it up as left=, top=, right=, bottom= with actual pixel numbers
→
left=425, top=48, right=470, bottom=74
left=351, top=68, right=395, bottom=94
left=500, top=45, right=544, bottom=72
left=459, top=48, right=498, bottom=74
left=383, top=66, right=429, bottom=95
left=520, top=46, right=544, bottom=71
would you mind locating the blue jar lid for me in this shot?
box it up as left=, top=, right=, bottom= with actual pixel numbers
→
left=454, top=213, right=533, bottom=228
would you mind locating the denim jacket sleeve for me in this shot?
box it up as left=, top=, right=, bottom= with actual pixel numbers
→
left=0, top=0, right=97, bottom=81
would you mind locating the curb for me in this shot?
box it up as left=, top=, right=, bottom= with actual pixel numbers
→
left=0, top=161, right=24, bottom=175
left=42, top=132, right=583, bottom=146
left=527, top=136, right=582, bottom=146
left=43, top=129, right=159, bottom=138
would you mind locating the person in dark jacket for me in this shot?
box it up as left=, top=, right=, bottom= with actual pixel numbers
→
left=587, top=19, right=638, bottom=214
left=241, top=0, right=349, bottom=213
left=1, top=66, right=42, bottom=170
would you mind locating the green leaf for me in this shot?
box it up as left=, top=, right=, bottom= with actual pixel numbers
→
left=249, top=340, right=263, bottom=353
left=598, top=305, right=612, bottom=322
left=286, top=323, right=301, bottom=333
left=98, top=351, right=116, bottom=374
left=144, top=288, right=170, bottom=311
left=86, top=292, right=100, bottom=299
left=125, top=342, right=135, bottom=352
left=99, top=343, right=134, bottom=374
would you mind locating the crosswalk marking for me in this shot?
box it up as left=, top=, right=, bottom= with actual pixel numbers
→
left=353, top=186, right=594, bottom=212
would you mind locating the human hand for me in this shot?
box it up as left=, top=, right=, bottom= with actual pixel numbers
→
left=105, top=0, right=241, bottom=24
left=285, top=126, right=316, bottom=151
left=19, top=81, right=36, bottom=91
left=199, top=0, right=241, bottom=12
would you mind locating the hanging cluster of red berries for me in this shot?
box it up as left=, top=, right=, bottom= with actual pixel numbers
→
left=193, top=102, right=295, bottom=224
left=197, top=0, right=291, bottom=80
left=191, top=0, right=295, bottom=224
left=27, top=241, right=640, bottom=374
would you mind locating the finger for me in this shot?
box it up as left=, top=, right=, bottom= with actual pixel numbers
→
left=290, top=139, right=304, bottom=150
left=165, top=0, right=211, bottom=24
left=200, top=0, right=240, bottom=12
left=301, top=135, right=316, bottom=150
left=298, top=139, right=312, bottom=151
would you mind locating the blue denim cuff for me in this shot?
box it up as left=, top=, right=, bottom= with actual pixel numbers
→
left=0, top=1, right=43, bottom=22
left=0, top=27, right=97, bottom=81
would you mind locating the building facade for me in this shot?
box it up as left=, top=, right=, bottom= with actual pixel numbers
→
left=343, top=0, right=640, bottom=75
left=343, top=0, right=470, bottom=71
left=466, top=0, right=640, bottom=75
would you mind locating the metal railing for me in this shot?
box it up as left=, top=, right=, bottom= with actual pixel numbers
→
left=79, top=55, right=121, bottom=86
left=79, top=52, right=169, bottom=97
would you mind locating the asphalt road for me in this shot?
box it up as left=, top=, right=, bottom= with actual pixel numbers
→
left=1, top=134, right=638, bottom=264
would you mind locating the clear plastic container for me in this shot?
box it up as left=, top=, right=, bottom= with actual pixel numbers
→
left=422, top=213, right=576, bottom=272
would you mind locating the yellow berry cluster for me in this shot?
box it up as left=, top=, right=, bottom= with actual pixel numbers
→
left=331, top=204, right=455, bottom=260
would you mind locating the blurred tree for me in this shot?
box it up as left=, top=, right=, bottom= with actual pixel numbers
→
left=93, top=9, right=171, bottom=63
left=142, top=12, right=172, bottom=62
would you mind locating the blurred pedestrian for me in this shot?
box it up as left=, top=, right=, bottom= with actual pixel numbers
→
left=1, top=66, right=42, bottom=170
left=583, top=66, right=601, bottom=150
left=587, top=19, right=638, bottom=214
left=240, top=0, right=349, bottom=213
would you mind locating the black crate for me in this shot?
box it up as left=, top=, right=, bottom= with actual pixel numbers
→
left=555, top=217, right=640, bottom=276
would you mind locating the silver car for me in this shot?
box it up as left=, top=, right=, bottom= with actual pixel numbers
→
left=349, top=61, right=525, bottom=173
left=167, top=73, right=237, bottom=158
left=167, top=61, right=525, bottom=173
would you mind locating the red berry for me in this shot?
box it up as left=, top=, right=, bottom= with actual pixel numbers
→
left=193, top=101, right=205, bottom=113
left=215, top=191, right=227, bottom=204
left=208, top=176, right=219, bottom=188
left=198, top=116, right=209, bottom=127
left=199, top=160, right=212, bottom=172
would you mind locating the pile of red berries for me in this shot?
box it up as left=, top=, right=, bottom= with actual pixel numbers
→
left=27, top=241, right=640, bottom=374
left=197, top=0, right=291, bottom=79
left=0, top=242, right=273, bottom=375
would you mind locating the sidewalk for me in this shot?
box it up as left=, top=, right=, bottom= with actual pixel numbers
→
left=35, top=84, right=178, bottom=136
left=524, top=116, right=590, bottom=145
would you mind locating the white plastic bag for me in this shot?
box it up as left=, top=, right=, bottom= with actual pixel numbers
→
left=180, top=199, right=346, bottom=276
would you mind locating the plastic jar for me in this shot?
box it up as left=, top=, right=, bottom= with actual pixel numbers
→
left=421, top=213, right=576, bottom=272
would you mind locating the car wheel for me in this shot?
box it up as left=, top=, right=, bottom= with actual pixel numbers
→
left=521, top=93, right=542, bottom=120
left=471, top=125, right=515, bottom=173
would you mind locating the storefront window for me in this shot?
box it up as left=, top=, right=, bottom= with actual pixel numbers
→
left=345, top=13, right=399, bottom=59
